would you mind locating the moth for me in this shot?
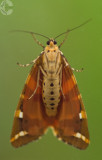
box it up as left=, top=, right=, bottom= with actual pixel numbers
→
left=10, top=20, right=90, bottom=149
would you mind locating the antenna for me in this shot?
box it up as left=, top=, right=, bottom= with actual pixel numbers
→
left=11, top=30, right=50, bottom=39
left=54, top=19, right=92, bottom=48
left=54, top=19, right=92, bottom=39
left=10, top=30, right=50, bottom=48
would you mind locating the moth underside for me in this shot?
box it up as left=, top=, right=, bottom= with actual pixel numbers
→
left=10, top=31, right=90, bottom=149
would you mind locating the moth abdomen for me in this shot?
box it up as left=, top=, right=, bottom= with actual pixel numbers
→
left=42, top=78, right=61, bottom=116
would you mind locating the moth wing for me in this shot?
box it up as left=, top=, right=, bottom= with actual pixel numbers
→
left=54, top=56, right=90, bottom=149
left=10, top=55, right=47, bottom=147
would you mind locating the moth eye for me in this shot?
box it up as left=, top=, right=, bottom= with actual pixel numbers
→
left=47, top=50, right=50, bottom=52
left=54, top=50, right=56, bottom=52
left=54, top=40, right=57, bottom=44
left=47, top=41, right=50, bottom=45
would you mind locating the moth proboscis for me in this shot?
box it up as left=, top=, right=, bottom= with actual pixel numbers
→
left=10, top=19, right=90, bottom=149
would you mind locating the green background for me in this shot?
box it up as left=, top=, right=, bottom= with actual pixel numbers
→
left=0, top=0, right=102, bottom=160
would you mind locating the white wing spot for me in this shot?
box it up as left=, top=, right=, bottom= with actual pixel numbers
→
left=75, top=132, right=81, bottom=138
left=73, top=132, right=90, bottom=144
left=19, top=112, right=23, bottom=118
left=15, top=134, right=19, bottom=140
left=10, top=131, right=28, bottom=142
left=79, top=111, right=87, bottom=119
left=14, top=110, right=23, bottom=118
left=79, top=112, right=82, bottom=119
left=19, top=131, right=27, bottom=136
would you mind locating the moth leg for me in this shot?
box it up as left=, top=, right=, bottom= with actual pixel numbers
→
left=59, top=66, right=65, bottom=99
left=71, top=67, right=84, bottom=72
left=56, top=64, right=62, bottom=76
left=28, top=68, right=40, bottom=99
left=39, top=66, right=47, bottom=77
left=31, top=33, right=45, bottom=48
left=63, top=56, right=84, bottom=72
left=61, top=87, right=65, bottom=99
left=56, top=65, right=65, bottom=98
left=17, top=61, right=34, bottom=67
left=17, top=53, right=43, bottom=67
left=58, top=31, right=69, bottom=48
left=17, top=58, right=38, bottom=67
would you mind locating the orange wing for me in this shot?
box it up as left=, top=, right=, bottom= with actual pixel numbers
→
left=54, top=56, right=90, bottom=149
left=10, top=56, right=47, bottom=147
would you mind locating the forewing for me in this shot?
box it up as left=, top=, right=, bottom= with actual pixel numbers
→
left=10, top=56, right=47, bottom=147
left=54, top=56, right=90, bottom=149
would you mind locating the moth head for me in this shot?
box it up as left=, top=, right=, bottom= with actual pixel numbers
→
left=46, top=39, right=57, bottom=46
left=45, top=39, right=58, bottom=53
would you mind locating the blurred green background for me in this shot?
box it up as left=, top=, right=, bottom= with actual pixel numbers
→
left=0, top=0, right=102, bottom=160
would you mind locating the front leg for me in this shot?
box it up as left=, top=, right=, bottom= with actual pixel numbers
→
left=39, top=66, right=47, bottom=77
left=28, top=67, right=40, bottom=99
left=63, top=56, right=83, bottom=72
